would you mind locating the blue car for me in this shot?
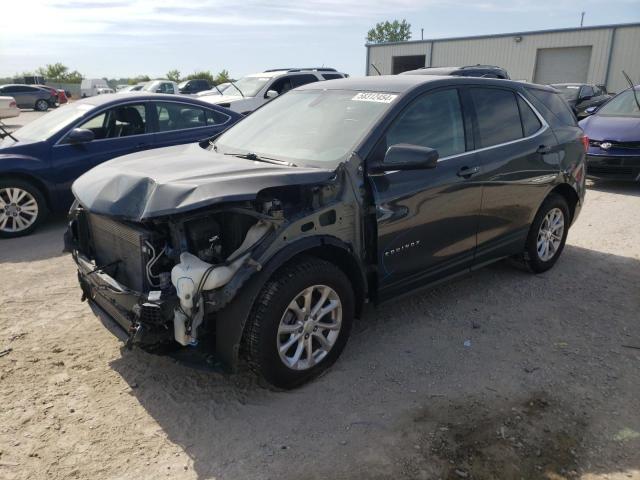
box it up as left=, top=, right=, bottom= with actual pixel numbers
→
left=579, top=86, right=640, bottom=181
left=0, top=93, right=241, bottom=237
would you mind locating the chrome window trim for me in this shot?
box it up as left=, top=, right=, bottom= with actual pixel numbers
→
left=54, top=99, right=231, bottom=147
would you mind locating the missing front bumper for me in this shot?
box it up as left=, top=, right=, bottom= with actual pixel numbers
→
left=75, top=253, right=176, bottom=347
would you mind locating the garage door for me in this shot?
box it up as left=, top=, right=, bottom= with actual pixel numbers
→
left=533, top=46, right=592, bottom=84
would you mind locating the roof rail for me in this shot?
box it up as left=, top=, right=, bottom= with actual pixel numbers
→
left=460, top=64, right=502, bottom=69
left=263, top=67, right=338, bottom=73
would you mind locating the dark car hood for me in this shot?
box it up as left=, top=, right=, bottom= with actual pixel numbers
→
left=579, top=115, right=640, bottom=142
left=0, top=136, right=42, bottom=154
left=72, top=143, right=335, bottom=221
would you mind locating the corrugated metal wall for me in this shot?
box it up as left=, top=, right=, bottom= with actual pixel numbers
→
left=607, top=26, right=640, bottom=93
left=366, top=24, right=640, bottom=93
left=369, top=42, right=432, bottom=75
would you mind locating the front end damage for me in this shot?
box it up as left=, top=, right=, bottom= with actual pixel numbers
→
left=65, top=167, right=363, bottom=369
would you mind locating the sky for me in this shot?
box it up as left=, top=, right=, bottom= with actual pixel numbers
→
left=1, top=0, right=639, bottom=79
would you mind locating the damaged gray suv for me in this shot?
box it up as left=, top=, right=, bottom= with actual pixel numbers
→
left=66, top=75, right=586, bottom=388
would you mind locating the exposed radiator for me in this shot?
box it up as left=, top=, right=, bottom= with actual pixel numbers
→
left=88, top=214, right=151, bottom=292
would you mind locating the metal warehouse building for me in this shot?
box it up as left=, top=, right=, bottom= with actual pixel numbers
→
left=365, top=22, right=640, bottom=93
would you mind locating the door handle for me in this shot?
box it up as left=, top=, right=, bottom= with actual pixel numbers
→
left=537, top=145, right=553, bottom=154
left=457, top=166, right=480, bottom=178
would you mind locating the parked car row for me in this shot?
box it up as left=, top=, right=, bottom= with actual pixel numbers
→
left=7, top=61, right=639, bottom=388
left=0, top=84, right=58, bottom=111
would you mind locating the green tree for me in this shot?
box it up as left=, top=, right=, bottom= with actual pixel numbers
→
left=366, top=19, right=411, bottom=43
left=34, top=63, right=83, bottom=83
left=184, top=70, right=215, bottom=84
left=166, top=69, right=181, bottom=82
left=129, top=75, right=150, bottom=85
left=64, top=70, right=83, bottom=83
left=215, top=69, right=231, bottom=85
left=36, top=62, right=68, bottom=80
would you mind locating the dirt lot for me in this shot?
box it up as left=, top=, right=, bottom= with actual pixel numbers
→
left=1, top=180, right=639, bottom=480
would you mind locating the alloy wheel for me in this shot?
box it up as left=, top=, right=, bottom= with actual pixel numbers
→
left=0, top=187, right=39, bottom=233
left=536, top=207, right=564, bottom=262
left=277, top=284, right=342, bottom=371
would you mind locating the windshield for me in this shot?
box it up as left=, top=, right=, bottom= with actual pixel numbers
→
left=596, top=89, right=640, bottom=117
left=214, top=89, right=396, bottom=167
left=12, top=103, right=95, bottom=142
left=551, top=85, right=581, bottom=101
left=223, top=76, right=270, bottom=97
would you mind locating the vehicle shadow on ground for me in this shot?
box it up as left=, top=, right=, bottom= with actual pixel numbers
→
left=108, top=244, right=640, bottom=480
left=0, top=214, right=67, bottom=263
left=588, top=179, right=640, bottom=197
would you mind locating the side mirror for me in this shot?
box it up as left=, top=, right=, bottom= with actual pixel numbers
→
left=580, top=94, right=593, bottom=101
left=67, top=128, right=95, bottom=144
left=584, top=106, right=598, bottom=115
left=371, top=144, right=439, bottom=172
left=265, top=90, right=279, bottom=99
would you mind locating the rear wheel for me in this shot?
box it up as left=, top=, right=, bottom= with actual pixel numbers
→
left=522, top=193, right=570, bottom=273
left=243, top=257, right=354, bottom=389
left=34, top=99, right=49, bottom=111
left=0, top=180, right=48, bottom=238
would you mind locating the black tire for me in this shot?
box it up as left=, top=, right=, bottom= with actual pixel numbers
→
left=522, top=193, right=570, bottom=273
left=0, top=179, right=48, bottom=238
left=34, top=99, right=49, bottom=112
left=243, top=256, right=355, bottom=389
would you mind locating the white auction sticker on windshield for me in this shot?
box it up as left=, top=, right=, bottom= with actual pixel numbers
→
left=352, top=92, right=398, bottom=103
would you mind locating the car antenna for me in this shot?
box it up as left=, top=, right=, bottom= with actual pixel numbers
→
left=370, top=63, right=382, bottom=76
left=0, top=120, right=18, bottom=142
left=622, top=70, right=640, bottom=112
left=220, top=73, right=244, bottom=98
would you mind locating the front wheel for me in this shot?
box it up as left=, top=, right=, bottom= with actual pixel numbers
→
left=0, top=180, right=48, bottom=238
left=522, top=193, right=570, bottom=273
left=243, top=257, right=355, bottom=389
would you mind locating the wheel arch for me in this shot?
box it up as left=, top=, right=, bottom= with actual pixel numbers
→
left=0, top=172, right=52, bottom=212
left=214, top=235, right=368, bottom=372
left=548, top=183, right=580, bottom=224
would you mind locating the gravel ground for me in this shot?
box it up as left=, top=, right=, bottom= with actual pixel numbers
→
left=0, top=162, right=639, bottom=477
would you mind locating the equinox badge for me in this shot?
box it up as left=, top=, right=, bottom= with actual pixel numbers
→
left=385, top=240, right=421, bottom=256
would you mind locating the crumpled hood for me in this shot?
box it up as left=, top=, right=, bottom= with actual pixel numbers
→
left=72, top=143, right=335, bottom=221
left=579, top=115, right=640, bottom=142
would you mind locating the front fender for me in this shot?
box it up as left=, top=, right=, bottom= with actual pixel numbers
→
left=212, top=235, right=362, bottom=372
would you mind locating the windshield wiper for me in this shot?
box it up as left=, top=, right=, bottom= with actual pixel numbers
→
left=224, top=152, right=296, bottom=167
left=622, top=70, right=640, bottom=112
left=0, top=121, right=18, bottom=142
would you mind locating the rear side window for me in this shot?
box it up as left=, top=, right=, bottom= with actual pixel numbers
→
left=322, top=73, right=343, bottom=80
left=205, top=109, right=230, bottom=125
left=526, top=88, right=576, bottom=126
left=291, top=74, right=318, bottom=88
left=385, top=88, right=465, bottom=158
left=470, top=88, right=522, bottom=148
left=517, top=96, right=542, bottom=137
left=156, top=102, right=207, bottom=131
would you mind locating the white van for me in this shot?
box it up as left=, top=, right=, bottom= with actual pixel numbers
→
left=81, top=78, right=109, bottom=98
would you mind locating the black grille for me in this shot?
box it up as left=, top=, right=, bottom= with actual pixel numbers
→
left=88, top=214, right=150, bottom=291
left=589, top=140, right=640, bottom=150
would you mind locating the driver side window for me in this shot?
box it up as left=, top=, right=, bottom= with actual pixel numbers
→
left=268, top=77, right=293, bottom=97
left=385, top=89, right=466, bottom=159
left=76, top=104, right=147, bottom=140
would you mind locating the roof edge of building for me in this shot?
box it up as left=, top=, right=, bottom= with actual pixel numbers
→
left=365, top=22, right=640, bottom=48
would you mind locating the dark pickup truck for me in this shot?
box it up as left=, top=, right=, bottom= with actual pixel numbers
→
left=65, top=75, right=586, bottom=388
